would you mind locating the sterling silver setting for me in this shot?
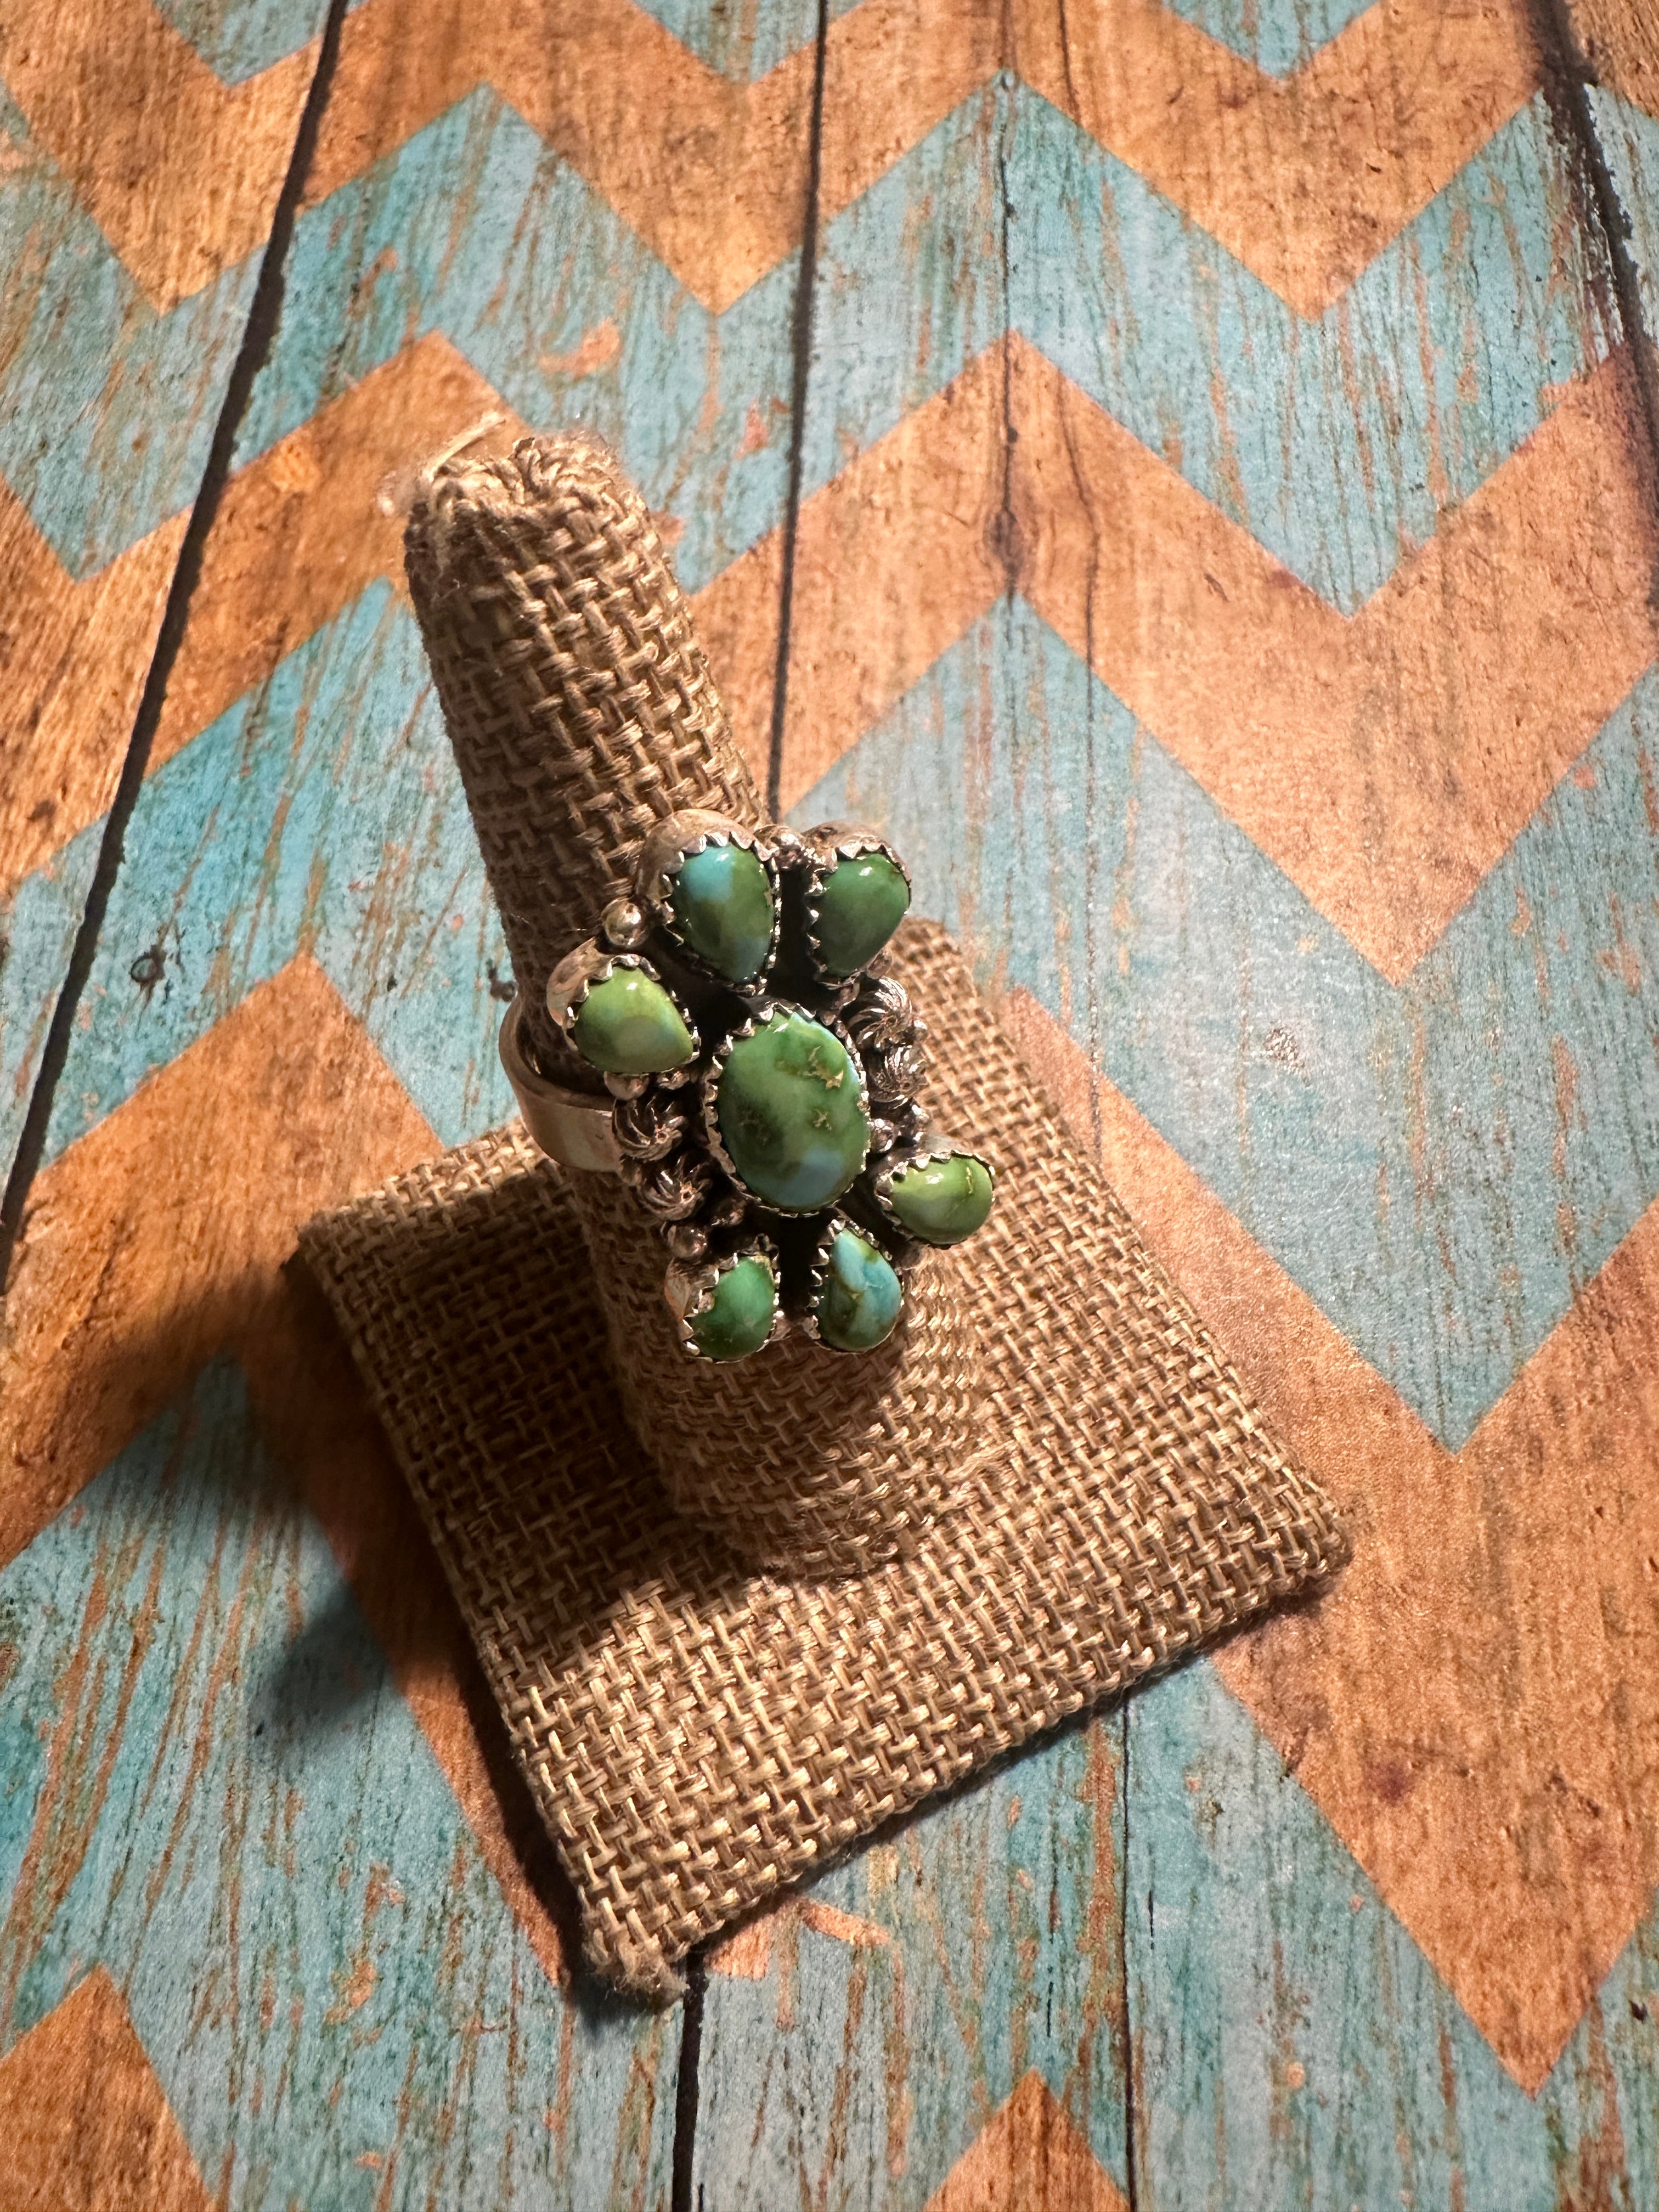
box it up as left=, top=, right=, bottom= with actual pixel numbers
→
left=510, top=806, right=992, bottom=1361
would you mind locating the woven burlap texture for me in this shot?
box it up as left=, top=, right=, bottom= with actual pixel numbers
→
left=301, top=921, right=1348, bottom=2000
left=404, top=433, right=753, bottom=1072
left=403, top=434, right=972, bottom=1575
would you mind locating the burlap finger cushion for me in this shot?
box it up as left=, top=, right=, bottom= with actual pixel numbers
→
left=403, top=437, right=975, bottom=1576
left=300, top=921, right=1347, bottom=1998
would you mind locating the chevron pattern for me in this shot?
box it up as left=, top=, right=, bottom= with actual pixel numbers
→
left=1002, top=987, right=1659, bottom=2090
left=12, top=0, right=1537, bottom=314
left=7, top=0, right=1659, bottom=2200
left=0, top=1971, right=212, bottom=2210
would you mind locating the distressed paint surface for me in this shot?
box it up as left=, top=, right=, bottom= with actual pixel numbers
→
left=803, top=606, right=1659, bottom=1450
left=1125, top=1660, right=1659, bottom=2210
left=5, top=0, right=1659, bottom=2203
left=695, top=1720, right=1130, bottom=2210
left=0, top=1361, right=678, bottom=2208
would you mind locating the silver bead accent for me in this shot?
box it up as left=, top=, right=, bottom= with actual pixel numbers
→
left=600, top=896, right=650, bottom=950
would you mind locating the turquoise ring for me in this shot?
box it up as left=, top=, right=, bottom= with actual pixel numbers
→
left=518, top=810, right=996, bottom=1363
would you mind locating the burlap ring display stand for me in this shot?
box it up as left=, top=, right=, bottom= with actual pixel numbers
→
left=300, top=436, right=1348, bottom=1997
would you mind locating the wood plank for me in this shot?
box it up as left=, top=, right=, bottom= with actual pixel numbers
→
left=696, top=0, right=1659, bottom=2200
left=0, top=0, right=328, bottom=1178
left=0, top=1359, right=679, bottom=2207
left=0, top=2, right=816, bottom=2192
left=695, top=1722, right=1130, bottom=2211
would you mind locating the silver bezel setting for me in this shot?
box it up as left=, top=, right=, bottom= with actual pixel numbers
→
left=796, top=1213, right=905, bottom=1352
left=633, top=808, right=782, bottom=992
left=544, top=940, right=700, bottom=1087
left=663, top=1233, right=789, bottom=1361
left=798, top=823, right=912, bottom=989
left=701, top=1000, right=872, bottom=1215
left=868, top=1132, right=996, bottom=1244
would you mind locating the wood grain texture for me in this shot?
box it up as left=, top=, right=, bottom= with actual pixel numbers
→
left=0, top=0, right=315, bottom=311
left=1003, top=987, right=1659, bottom=2092
left=0, top=1971, right=212, bottom=2211
left=15, top=0, right=1539, bottom=315
left=9, top=0, right=1659, bottom=2202
left=1568, top=0, right=1659, bottom=116
left=696, top=1722, right=1130, bottom=2210
left=0, top=1361, right=680, bottom=2207
left=0, top=4, right=321, bottom=1145
left=0, top=0, right=1578, bottom=1022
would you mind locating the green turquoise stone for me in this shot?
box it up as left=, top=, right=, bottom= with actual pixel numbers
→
left=669, top=841, right=775, bottom=983
left=816, top=1228, right=903, bottom=1351
left=571, top=967, right=696, bottom=1075
left=812, top=851, right=910, bottom=978
left=887, top=1150, right=994, bottom=1245
left=690, top=1253, right=777, bottom=1361
left=715, top=1007, right=869, bottom=1212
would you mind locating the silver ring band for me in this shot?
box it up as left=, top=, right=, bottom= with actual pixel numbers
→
left=498, top=995, right=622, bottom=1172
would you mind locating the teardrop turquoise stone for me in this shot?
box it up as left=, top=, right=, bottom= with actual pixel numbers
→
left=689, top=1253, right=777, bottom=1361
left=571, top=968, right=696, bottom=1075
left=670, top=841, right=775, bottom=983
left=715, top=1007, right=869, bottom=1212
left=886, top=1150, right=994, bottom=1245
left=816, top=1228, right=903, bottom=1351
left=812, top=851, right=910, bottom=978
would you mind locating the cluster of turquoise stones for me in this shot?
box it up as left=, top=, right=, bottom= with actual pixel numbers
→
left=545, top=811, right=996, bottom=1361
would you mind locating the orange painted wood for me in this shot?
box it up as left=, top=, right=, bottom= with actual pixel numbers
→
left=0, top=1971, right=213, bottom=2211
left=7, top=0, right=1659, bottom=2203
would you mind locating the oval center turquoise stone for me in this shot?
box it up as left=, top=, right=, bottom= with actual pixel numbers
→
left=812, top=851, right=910, bottom=978
left=816, top=1229, right=903, bottom=1351
left=669, top=841, right=775, bottom=983
left=715, top=1008, right=869, bottom=1212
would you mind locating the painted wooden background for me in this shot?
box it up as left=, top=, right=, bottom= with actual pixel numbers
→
left=2, top=0, right=1658, bottom=2202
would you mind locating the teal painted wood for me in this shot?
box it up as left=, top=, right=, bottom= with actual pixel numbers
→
left=803, top=84, right=1607, bottom=610
left=0, top=87, right=266, bottom=577
left=153, top=0, right=333, bottom=82
left=1009, top=88, right=1607, bottom=611
left=1588, top=87, right=1659, bottom=337
left=234, top=90, right=799, bottom=593
left=0, top=1359, right=679, bottom=2209
left=629, top=0, right=852, bottom=81
left=0, top=60, right=304, bottom=1202
left=1124, top=1661, right=1658, bottom=2209
left=800, top=603, right=1659, bottom=1448
left=0, top=830, right=99, bottom=1187
left=2, top=87, right=803, bottom=1170
left=693, top=1719, right=1129, bottom=2209
left=5, top=72, right=1608, bottom=1173
left=1161, top=0, right=1376, bottom=76
left=9, top=588, right=513, bottom=1173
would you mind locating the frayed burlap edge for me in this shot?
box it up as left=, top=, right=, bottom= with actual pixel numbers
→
left=299, top=922, right=1348, bottom=1998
